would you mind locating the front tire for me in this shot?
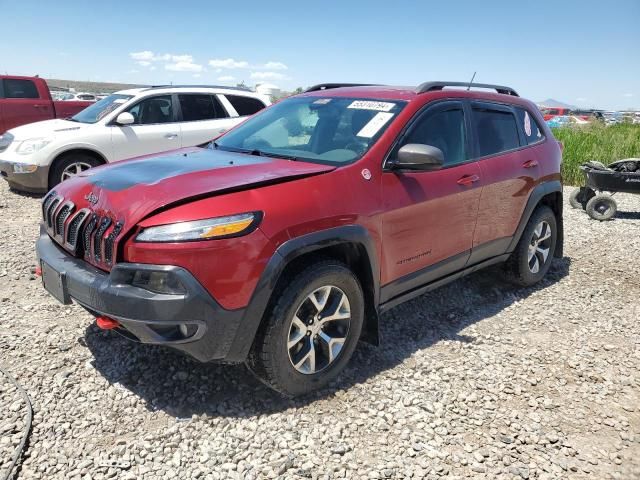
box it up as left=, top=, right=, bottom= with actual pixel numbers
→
left=247, top=261, right=364, bottom=397
left=49, top=153, right=102, bottom=189
left=503, top=205, right=557, bottom=287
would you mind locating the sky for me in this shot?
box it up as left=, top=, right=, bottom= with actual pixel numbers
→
left=0, top=0, right=638, bottom=110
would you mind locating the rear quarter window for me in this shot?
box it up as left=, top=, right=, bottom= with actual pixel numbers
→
left=225, top=94, right=266, bottom=116
left=515, top=107, right=545, bottom=145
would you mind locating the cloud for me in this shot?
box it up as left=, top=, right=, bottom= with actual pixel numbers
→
left=262, top=61, right=288, bottom=70
left=217, top=75, right=235, bottom=81
left=165, top=61, right=203, bottom=73
left=623, top=93, right=634, bottom=98
left=250, top=71, right=287, bottom=80
left=137, top=60, right=151, bottom=67
left=208, top=58, right=249, bottom=69
left=130, top=51, right=155, bottom=61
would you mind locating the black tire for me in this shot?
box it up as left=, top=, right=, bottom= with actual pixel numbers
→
left=586, top=194, right=617, bottom=221
left=569, top=188, right=582, bottom=209
left=247, top=260, right=364, bottom=397
left=49, top=153, right=102, bottom=189
left=503, top=205, right=557, bottom=287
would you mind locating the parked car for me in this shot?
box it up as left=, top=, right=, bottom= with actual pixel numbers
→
left=0, top=75, right=93, bottom=133
left=61, top=92, right=97, bottom=102
left=36, top=81, right=563, bottom=396
left=0, top=85, right=270, bottom=193
left=546, top=115, right=589, bottom=128
left=540, top=107, right=570, bottom=121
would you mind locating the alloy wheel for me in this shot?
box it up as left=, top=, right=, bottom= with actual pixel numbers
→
left=61, top=161, right=93, bottom=182
left=527, top=220, right=552, bottom=274
left=287, top=285, right=351, bottom=375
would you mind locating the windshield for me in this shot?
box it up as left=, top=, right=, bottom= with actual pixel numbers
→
left=215, top=96, right=406, bottom=165
left=71, top=94, right=133, bottom=124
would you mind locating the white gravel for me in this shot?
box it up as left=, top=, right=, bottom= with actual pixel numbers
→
left=1, top=181, right=639, bottom=480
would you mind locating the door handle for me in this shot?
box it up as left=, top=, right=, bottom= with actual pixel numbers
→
left=164, top=133, right=178, bottom=139
left=457, top=174, right=480, bottom=186
left=523, top=159, right=538, bottom=168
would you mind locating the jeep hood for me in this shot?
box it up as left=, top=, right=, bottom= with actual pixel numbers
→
left=53, top=147, right=335, bottom=227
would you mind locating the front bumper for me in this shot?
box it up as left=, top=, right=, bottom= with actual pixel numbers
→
left=36, top=230, right=246, bottom=362
left=0, top=159, right=49, bottom=193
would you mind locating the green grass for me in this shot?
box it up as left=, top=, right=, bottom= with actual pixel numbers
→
left=552, top=124, right=640, bottom=186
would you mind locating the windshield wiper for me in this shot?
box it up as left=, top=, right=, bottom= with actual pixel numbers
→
left=251, top=150, right=299, bottom=161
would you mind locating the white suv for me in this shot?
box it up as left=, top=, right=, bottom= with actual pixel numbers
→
left=0, top=85, right=270, bottom=193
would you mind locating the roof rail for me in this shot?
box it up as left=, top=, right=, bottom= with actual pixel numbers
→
left=416, top=81, right=519, bottom=97
left=145, top=84, right=253, bottom=92
left=304, top=83, right=379, bottom=93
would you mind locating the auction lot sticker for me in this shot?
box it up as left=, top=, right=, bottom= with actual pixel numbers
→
left=348, top=100, right=396, bottom=112
left=357, top=112, right=395, bottom=138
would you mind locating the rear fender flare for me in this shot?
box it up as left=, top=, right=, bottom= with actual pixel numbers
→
left=508, top=180, right=563, bottom=257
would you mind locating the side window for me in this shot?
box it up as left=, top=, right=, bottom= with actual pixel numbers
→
left=126, top=95, right=173, bottom=124
left=472, top=107, right=520, bottom=157
left=225, top=94, right=266, bottom=116
left=399, top=105, right=467, bottom=166
left=515, top=107, right=544, bottom=145
left=3, top=79, right=39, bottom=99
left=178, top=94, right=227, bottom=121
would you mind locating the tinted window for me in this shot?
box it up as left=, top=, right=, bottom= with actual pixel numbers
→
left=3, top=79, right=39, bottom=99
left=179, top=94, right=226, bottom=121
left=473, top=107, right=520, bottom=157
left=399, top=105, right=467, bottom=166
left=127, top=95, right=173, bottom=124
left=225, top=94, right=266, bottom=116
left=515, top=107, right=544, bottom=145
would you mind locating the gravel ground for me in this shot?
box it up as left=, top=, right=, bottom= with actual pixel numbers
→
left=0, top=181, right=639, bottom=480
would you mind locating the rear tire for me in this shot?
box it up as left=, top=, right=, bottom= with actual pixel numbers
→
left=49, top=153, right=102, bottom=190
left=503, top=205, right=557, bottom=287
left=247, top=261, right=364, bottom=397
left=586, top=194, right=617, bottom=221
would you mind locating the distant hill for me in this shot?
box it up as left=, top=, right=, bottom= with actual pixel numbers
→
left=536, top=98, right=577, bottom=109
left=45, top=78, right=146, bottom=93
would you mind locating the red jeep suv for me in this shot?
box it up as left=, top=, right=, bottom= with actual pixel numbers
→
left=36, top=81, right=563, bottom=396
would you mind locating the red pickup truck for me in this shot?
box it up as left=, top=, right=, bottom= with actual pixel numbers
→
left=0, top=75, right=93, bottom=133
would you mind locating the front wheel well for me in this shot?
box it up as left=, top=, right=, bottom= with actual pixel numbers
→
left=266, top=243, right=379, bottom=346
left=49, top=149, right=106, bottom=187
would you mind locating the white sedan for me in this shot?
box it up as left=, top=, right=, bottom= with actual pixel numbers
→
left=0, top=85, right=270, bottom=193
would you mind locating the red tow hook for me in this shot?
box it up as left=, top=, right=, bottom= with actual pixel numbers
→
left=96, top=316, right=120, bottom=330
left=35, top=266, right=42, bottom=277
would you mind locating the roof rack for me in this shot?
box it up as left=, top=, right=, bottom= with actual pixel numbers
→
left=416, top=81, right=519, bottom=97
left=145, top=84, right=253, bottom=92
left=304, top=83, right=379, bottom=93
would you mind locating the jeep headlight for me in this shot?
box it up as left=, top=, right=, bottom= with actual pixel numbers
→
left=135, top=212, right=261, bottom=242
left=16, top=137, right=53, bottom=155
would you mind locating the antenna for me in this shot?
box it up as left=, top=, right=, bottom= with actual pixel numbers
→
left=467, top=72, right=477, bottom=90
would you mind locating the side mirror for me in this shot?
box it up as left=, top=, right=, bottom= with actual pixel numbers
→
left=393, top=144, right=444, bottom=171
left=115, top=112, right=135, bottom=125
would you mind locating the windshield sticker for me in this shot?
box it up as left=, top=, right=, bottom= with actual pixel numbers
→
left=348, top=100, right=395, bottom=112
left=524, top=111, right=532, bottom=137
left=313, top=98, right=332, bottom=105
left=356, top=112, right=394, bottom=138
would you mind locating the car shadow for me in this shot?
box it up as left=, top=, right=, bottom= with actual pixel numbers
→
left=83, top=257, right=571, bottom=417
